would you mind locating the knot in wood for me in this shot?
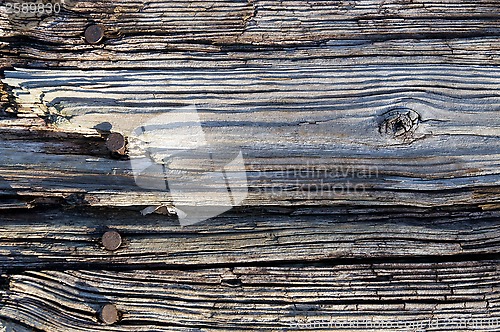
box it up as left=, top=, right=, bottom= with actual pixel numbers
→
left=379, top=108, right=420, bottom=141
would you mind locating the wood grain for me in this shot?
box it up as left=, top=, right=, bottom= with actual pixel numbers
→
left=1, top=0, right=499, bottom=331
left=1, top=0, right=500, bottom=68
left=0, top=262, right=499, bottom=331
left=1, top=65, right=499, bottom=209
left=0, top=207, right=498, bottom=270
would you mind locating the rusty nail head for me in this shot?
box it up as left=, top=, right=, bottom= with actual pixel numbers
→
left=106, top=132, right=126, bottom=155
left=85, top=24, right=104, bottom=44
left=102, top=230, right=122, bottom=251
left=100, top=303, right=120, bottom=325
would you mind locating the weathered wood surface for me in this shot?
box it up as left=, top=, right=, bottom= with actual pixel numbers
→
left=1, top=262, right=499, bottom=331
left=1, top=0, right=500, bottom=331
left=1, top=207, right=500, bottom=270
left=1, top=0, right=500, bottom=68
left=1, top=65, right=500, bottom=209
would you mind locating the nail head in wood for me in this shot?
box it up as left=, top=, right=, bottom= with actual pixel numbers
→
left=84, top=24, right=104, bottom=45
left=99, top=304, right=120, bottom=325
left=102, top=230, right=122, bottom=251
left=106, top=132, right=127, bottom=155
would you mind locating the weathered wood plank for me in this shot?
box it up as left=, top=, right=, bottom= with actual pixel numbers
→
left=1, top=0, right=500, bottom=68
left=1, top=1, right=499, bottom=331
left=0, top=207, right=499, bottom=269
left=0, top=262, right=499, bottom=331
left=4, top=0, right=500, bottom=41
left=4, top=38, right=500, bottom=69
left=1, top=65, right=499, bottom=209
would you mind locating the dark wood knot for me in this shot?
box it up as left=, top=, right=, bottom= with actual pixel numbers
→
left=379, top=108, right=420, bottom=141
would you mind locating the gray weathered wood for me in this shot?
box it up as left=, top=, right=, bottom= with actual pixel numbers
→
left=1, top=0, right=499, bottom=331
left=1, top=65, right=500, bottom=209
left=0, top=262, right=499, bottom=331
left=2, top=0, right=500, bottom=68
left=0, top=207, right=499, bottom=270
